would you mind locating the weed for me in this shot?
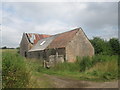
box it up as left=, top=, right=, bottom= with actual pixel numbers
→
left=2, top=52, right=30, bottom=88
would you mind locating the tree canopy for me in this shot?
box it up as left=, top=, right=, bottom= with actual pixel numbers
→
left=90, top=37, right=120, bottom=55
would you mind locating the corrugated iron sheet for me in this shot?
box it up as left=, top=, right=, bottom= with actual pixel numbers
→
left=28, top=35, right=57, bottom=52
left=26, top=33, right=51, bottom=44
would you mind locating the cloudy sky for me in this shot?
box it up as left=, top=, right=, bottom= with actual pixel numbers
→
left=1, top=1, right=118, bottom=48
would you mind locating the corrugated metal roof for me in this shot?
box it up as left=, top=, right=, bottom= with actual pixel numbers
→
left=28, top=35, right=57, bottom=52
left=26, top=33, right=51, bottom=44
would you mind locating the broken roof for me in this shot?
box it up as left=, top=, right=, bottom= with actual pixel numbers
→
left=26, top=33, right=51, bottom=44
left=28, top=35, right=57, bottom=52
left=28, top=28, right=80, bottom=52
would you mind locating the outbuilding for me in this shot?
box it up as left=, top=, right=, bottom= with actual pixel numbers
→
left=20, top=27, right=94, bottom=63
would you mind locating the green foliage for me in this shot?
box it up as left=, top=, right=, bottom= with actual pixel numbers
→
left=2, top=46, right=118, bottom=87
left=90, top=37, right=107, bottom=54
left=37, top=62, right=80, bottom=76
left=79, top=57, right=92, bottom=72
left=109, top=38, right=120, bottom=55
left=41, top=55, right=118, bottom=81
left=101, top=71, right=118, bottom=80
left=91, top=55, right=117, bottom=64
left=77, top=55, right=118, bottom=72
left=2, top=52, right=30, bottom=88
left=53, top=62, right=79, bottom=72
left=24, top=53, right=118, bottom=82
left=26, top=58, right=43, bottom=72
left=90, top=37, right=119, bottom=55
left=86, top=56, right=118, bottom=81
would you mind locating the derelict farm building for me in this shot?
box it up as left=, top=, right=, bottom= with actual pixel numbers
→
left=20, top=28, right=94, bottom=63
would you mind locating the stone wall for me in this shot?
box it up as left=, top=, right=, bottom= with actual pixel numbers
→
left=48, top=55, right=64, bottom=66
left=45, top=48, right=65, bottom=61
left=20, top=33, right=33, bottom=57
left=66, top=29, right=94, bottom=62
left=27, top=50, right=45, bottom=60
left=27, top=48, right=65, bottom=66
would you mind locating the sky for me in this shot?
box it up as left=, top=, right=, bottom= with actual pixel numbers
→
left=1, top=1, right=118, bottom=48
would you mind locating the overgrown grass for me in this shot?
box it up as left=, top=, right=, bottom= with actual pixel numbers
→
left=2, top=49, right=119, bottom=88
left=2, top=51, right=30, bottom=88
left=37, top=55, right=118, bottom=82
left=86, top=57, right=118, bottom=81
left=2, top=50, right=53, bottom=88
left=25, top=58, right=54, bottom=88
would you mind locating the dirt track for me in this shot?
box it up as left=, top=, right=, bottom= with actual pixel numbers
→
left=44, top=74, right=119, bottom=88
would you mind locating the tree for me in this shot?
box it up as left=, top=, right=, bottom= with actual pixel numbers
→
left=16, top=47, right=20, bottom=49
left=2, top=46, right=7, bottom=49
left=109, top=38, right=120, bottom=55
left=90, top=37, right=112, bottom=55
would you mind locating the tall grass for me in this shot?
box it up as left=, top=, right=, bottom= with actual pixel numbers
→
left=3, top=49, right=117, bottom=85
left=79, top=56, right=92, bottom=72
left=52, top=62, right=79, bottom=72
left=2, top=52, right=30, bottom=88
left=38, top=55, right=118, bottom=81
left=25, top=58, right=44, bottom=74
left=86, top=56, right=118, bottom=81
left=78, top=55, right=118, bottom=81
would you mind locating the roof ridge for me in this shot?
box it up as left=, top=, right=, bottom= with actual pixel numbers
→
left=25, top=27, right=81, bottom=36
left=53, top=27, right=80, bottom=36
left=47, top=28, right=80, bottom=49
left=25, top=32, right=50, bottom=36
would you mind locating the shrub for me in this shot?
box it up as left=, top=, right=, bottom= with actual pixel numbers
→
left=109, top=38, right=120, bottom=55
left=92, top=55, right=107, bottom=64
left=79, top=56, right=92, bottom=72
left=2, top=52, right=30, bottom=88
left=87, top=56, right=118, bottom=81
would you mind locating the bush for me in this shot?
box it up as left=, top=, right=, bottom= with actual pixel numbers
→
left=92, top=55, right=108, bottom=64
left=79, top=56, right=92, bottom=72
left=109, top=38, right=120, bottom=55
left=92, top=55, right=118, bottom=65
left=2, top=52, right=30, bottom=88
left=86, top=56, right=118, bottom=81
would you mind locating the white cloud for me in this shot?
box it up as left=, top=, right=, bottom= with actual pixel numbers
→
left=100, top=26, right=118, bottom=40
left=2, top=26, right=22, bottom=47
left=2, top=2, right=118, bottom=48
left=34, top=20, right=78, bottom=34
